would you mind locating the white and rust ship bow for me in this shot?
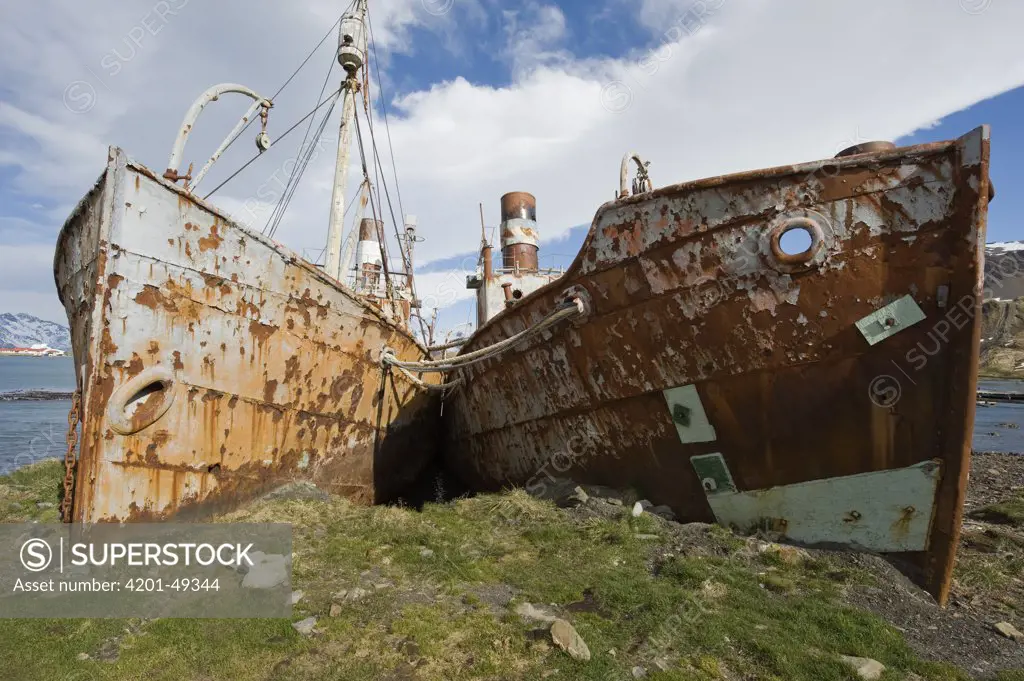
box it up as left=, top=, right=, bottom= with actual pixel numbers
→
left=445, top=127, right=992, bottom=604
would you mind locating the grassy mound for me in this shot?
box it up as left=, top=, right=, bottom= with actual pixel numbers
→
left=0, top=464, right=1017, bottom=680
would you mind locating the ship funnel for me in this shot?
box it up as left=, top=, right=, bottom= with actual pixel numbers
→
left=355, top=218, right=383, bottom=291
left=500, top=191, right=539, bottom=272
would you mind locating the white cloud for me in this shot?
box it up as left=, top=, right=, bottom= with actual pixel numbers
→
left=1, top=0, right=1023, bottom=332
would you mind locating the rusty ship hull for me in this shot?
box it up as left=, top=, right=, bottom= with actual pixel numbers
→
left=444, top=127, right=991, bottom=604
left=55, top=147, right=438, bottom=523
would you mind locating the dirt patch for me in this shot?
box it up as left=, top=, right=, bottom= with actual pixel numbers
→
left=835, top=452, right=1024, bottom=678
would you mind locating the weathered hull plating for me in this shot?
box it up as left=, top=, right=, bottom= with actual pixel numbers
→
left=444, top=127, right=991, bottom=605
left=55, top=148, right=438, bottom=523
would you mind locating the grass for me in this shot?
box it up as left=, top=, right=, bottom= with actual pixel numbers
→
left=0, top=466, right=1006, bottom=680
left=0, top=459, right=63, bottom=522
left=969, top=496, right=1024, bottom=528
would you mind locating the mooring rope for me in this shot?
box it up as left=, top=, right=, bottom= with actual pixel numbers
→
left=390, top=364, right=464, bottom=392
left=382, top=299, right=584, bottom=377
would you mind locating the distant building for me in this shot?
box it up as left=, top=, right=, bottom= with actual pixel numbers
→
left=0, top=344, right=66, bottom=357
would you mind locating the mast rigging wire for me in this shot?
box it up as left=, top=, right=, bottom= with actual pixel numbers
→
left=209, top=12, right=346, bottom=167
left=263, top=53, right=338, bottom=237
left=202, top=87, right=342, bottom=200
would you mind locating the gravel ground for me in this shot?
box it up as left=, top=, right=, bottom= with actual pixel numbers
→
left=841, top=451, right=1024, bottom=678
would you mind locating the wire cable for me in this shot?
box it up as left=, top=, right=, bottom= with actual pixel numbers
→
left=203, top=87, right=343, bottom=200
left=264, top=53, right=339, bottom=235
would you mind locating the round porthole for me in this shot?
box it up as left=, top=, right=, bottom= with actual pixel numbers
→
left=763, top=211, right=832, bottom=273
left=107, top=366, right=177, bottom=435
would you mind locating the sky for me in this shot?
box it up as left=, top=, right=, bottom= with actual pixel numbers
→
left=1, top=0, right=1022, bottom=337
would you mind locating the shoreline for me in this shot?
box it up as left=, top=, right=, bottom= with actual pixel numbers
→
left=0, top=390, right=74, bottom=402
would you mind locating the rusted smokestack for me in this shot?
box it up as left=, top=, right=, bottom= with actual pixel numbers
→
left=358, top=218, right=381, bottom=242
left=482, top=244, right=493, bottom=281
left=501, top=282, right=513, bottom=304
left=500, top=191, right=539, bottom=272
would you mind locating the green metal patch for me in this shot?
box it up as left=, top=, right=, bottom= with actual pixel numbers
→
left=691, top=453, right=736, bottom=495
left=855, top=294, right=926, bottom=346
left=663, top=384, right=717, bottom=444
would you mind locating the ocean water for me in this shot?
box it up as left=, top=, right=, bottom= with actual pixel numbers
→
left=0, top=357, right=75, bottom=475
left=0, top=357, right=1022, bottom=476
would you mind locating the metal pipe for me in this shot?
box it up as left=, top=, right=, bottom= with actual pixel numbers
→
left=619, top=152, right=652, bottom=198
left=190, top=99, right=269, bottom=191
left=165, top=83, right=269, bottom=182
left=482, top=244, right=493, bottom=281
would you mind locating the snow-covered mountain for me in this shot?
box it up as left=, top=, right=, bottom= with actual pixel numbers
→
left=0, top=313, right=71, bottom=352
left=985, top=241, right=1024, bottom=300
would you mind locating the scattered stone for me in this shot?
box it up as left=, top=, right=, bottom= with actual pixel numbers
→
left=631, top=665, right=647, bottom=678
left=76, top=653, right=90, bottom=661
left=374, top=581, right=392, bottom=590
left=263, top=481, right=329, bottom=502
left=329, top=603, right=343, bottom=618
left=557, top=486, right=589, bottom=509
left=994, top=622, right=1024, bottom=641
left=756, top=541, right=811, bottom=564
left=550, top=619, right=591, bottom=661
left=649, top=505, right=676, bottom=521
left=838, top=655, right=886, bottom=681
left=419, top=547, right=434, bottom=558
left=638, top=499, right=653, bottom=510
left=701, top=580, right=727, bottom=599
left=634, top=534, right=660, bottom=541
left=348, top=587, right=369, bottom=601
left=631, top=502, right=644, bottom=518
left=292, top=617, right=318, bottom=636
left=241, top=553, right=288, bottom=589
left=35, top=501, right=54, bottom=509
left=515, top=602, right=558, bottom=624
left=290, top=590, right=304, bottom=605
left=606, top=498, right=623, bottom=507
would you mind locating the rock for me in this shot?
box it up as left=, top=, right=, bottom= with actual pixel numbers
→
left=419, top=547, right=434, bottom=558
left=241, top=553, right=288, bottom=589
left=650, top=505, right=676, bottom=521
left=76, top=653, right=90, bottom=661
left=550, top=619, right=590, bottom=661
left=290, top=590, right=304, bottom=605
left=634, top=534, right=660, bottom=541
left=35, top=502, right=54, bottom=509
left=631, top=502, right=644, bottom=518
left=291, top=617, right=317, bottom=636
left=631, top=665, right=647, bottom=678
left=329, top=603, right=343, bottom=617
left=557, top=486, right=589, bottom=508
left=374, top=582, right=392, bottom=590
left=606, top=498, right=623, bottom=507
left=638, top=500, right=653, bottom=510
left=994, top=622, right=1024, bottom=641
left=838, top=655, right=886, bottom=681
left=263, top=481, right=329, bottom=502
left=515, top=602, right=558, bottom=624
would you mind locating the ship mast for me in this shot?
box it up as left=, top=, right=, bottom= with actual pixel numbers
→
left=325, top=0, right=369, bottom=281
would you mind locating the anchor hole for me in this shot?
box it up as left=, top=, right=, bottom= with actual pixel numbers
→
left=124, top=380, right=168, bottom=418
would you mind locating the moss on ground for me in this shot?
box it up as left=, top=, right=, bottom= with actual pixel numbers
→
left=0, top=459, right=63, bottom=522
left=970, top=496, right=1024, bottom=528
left=0, top=466, right=1009, bottom=680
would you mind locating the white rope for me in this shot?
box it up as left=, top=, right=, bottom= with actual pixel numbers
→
left=391, top=363, right=463, bottom=392
left=383, top=299, right=583, bottom=374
